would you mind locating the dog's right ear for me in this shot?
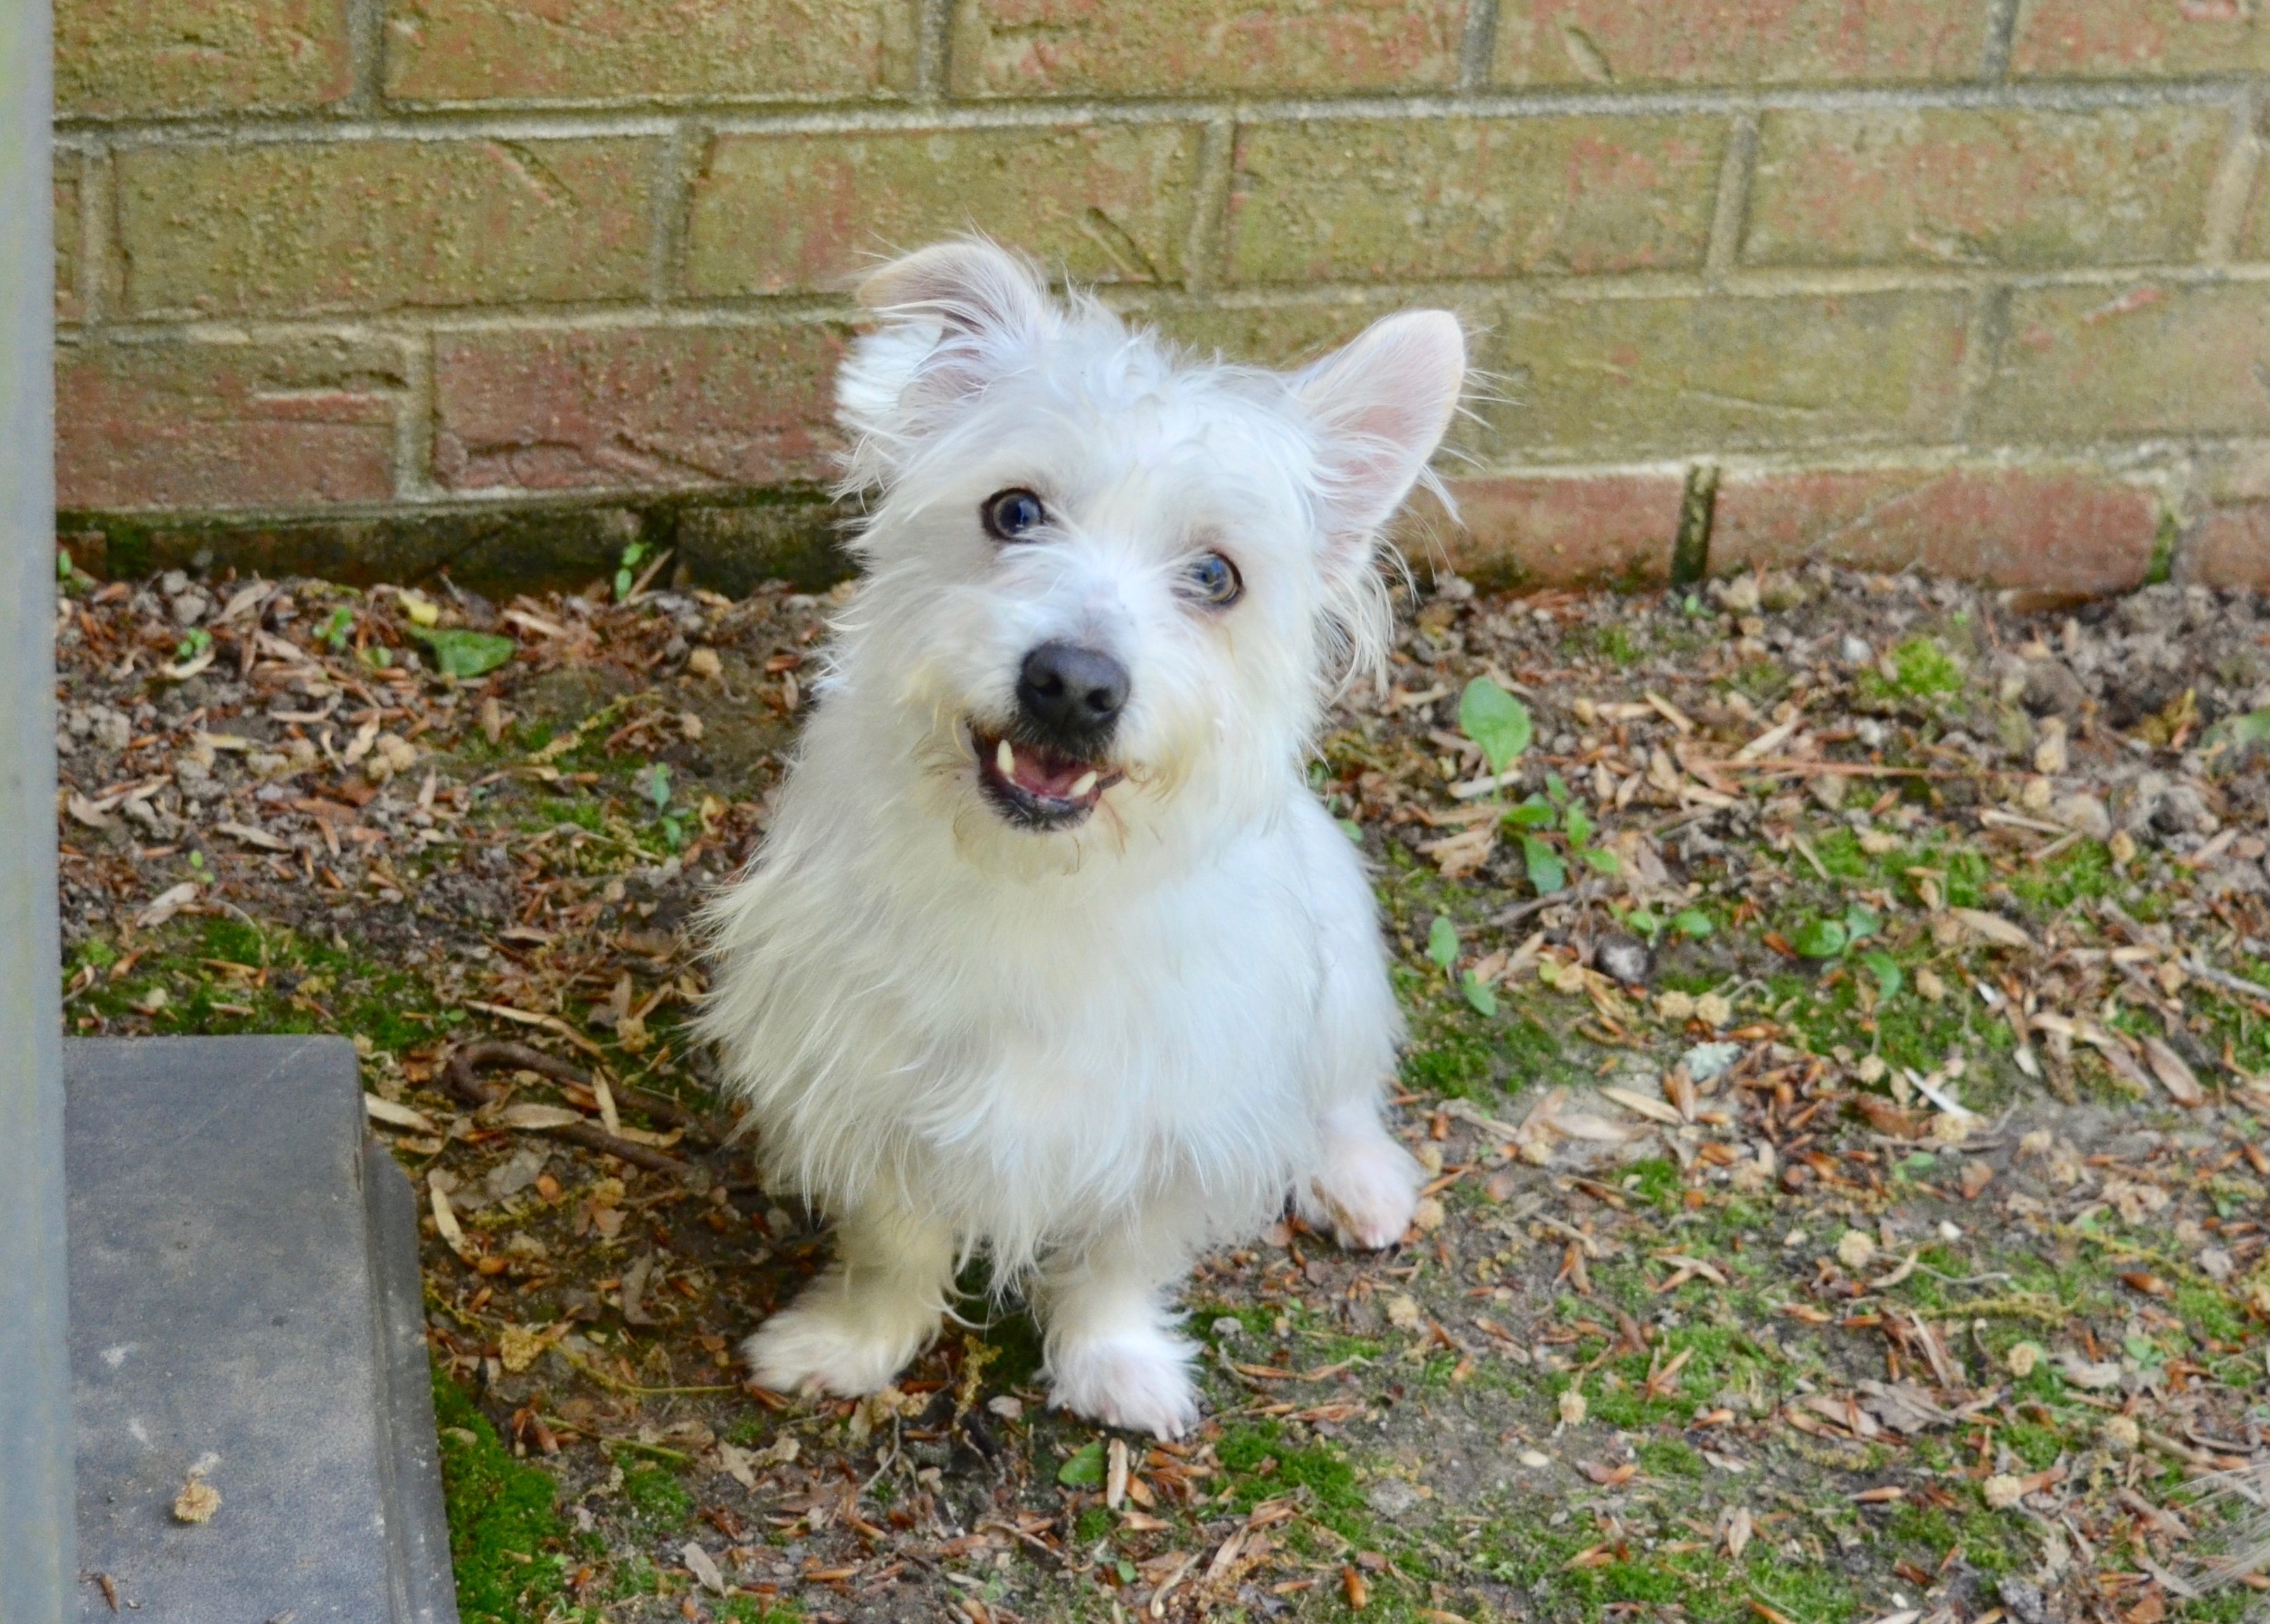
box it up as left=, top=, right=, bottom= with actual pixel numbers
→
left=837, top=239, right=1058, bottom=474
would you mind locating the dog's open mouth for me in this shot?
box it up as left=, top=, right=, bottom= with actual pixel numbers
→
left=972, top=729, right=1124, bottom=830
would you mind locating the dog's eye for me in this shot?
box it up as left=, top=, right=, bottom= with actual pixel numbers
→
left=982, top=488, right=1047, bottom=541
left=1181, top=552, right=1243, bottom=608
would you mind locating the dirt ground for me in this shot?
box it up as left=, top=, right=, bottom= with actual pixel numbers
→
left=50, top=550, right=2270, bottom=1624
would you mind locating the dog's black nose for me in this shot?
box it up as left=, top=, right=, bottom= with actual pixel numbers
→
left=1016, top=641, right=1129, bottom=745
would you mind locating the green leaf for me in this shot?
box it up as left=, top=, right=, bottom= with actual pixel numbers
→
left=57, top=551, right=73, bottom=581
left=1860, top=951, right=1903, bottom=1003
left=1673, top=908, right=1714, bottom=939
left=641, top=761, right=673, bottom=812
left=1841, top=905, right=1881, bottom=944
left=1504, top=796, right=1556, bottom=830
left=1626, top=909, right=1661, bottom=944
left=1790, top=918, right=1849, bottom=959
left=408, top=626, right=516, bottom=679
left=318, top=605, right=355, bottom=652
left=1336, top=817, right=1365, bottom=844
left=1561, top=805, right=1593, bottom=849
left=174, top=627, right=213, bottom=661
left=1578, top=845, right=1621, bottom=875
left=1545, top=773, right=1571, bottom=808
left=1521, top=836, right=1566, bottom=896
left=1058, top=1442, right=1105, bottom=1487
left=2209, top=706, right=2270, bottom=752
left=1426, top=915, right=1459, bottom=968
left=1457, top=678, right=1532, bottom=778
left=1460, top=970, right=1498, bottom=1017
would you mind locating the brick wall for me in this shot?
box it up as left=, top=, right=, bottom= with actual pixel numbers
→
left=49, top=0, right=2270, bottom=595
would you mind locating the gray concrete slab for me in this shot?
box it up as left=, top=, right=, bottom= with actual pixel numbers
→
left=66, top=1036, right=458, bottom=1623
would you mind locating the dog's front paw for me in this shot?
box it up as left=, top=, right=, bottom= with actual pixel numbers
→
left=1306, top=1130, right=1423, bottom=1251
left=742, top=1298, right=932, bottom=1398
left=1048, top=1328, right=1200, bottom=1440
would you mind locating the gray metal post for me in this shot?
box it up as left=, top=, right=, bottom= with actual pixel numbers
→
left=0, top=0, right=76, bottom=1619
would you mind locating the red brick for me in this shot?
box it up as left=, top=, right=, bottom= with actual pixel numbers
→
left=116, top=138, right=658, bottom=319
left=1402, top=471, right=1686, bottom=589
left=1495, top=0, right=1986, bottom=87
left=686, top=125, right=1203, bottom=296
left=1227, top=115, right=1725, bottom=284
left=1977, top=282, right=2270, bottom=443
left=431, top=324, right=848, bottom=494
left=1480, top=288, right=1972, bottom=463
left=2012, top=0, right=2270, bottom=76
left=2189, top=507, right=2270, bottom=590
left=1744, top=107, right=2225, bottom=268
left=56, top=0, right=353, bottom=118
left=57, top=338, right=403, bottom=512
left=951, top=0, right=1466, bottom=96
left=1712, top=465, right=2160, bottom=593
left=383, top=0, right=916, bottom=103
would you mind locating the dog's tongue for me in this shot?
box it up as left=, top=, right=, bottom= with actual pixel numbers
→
left=1000, top=739, right=1098, bottom=801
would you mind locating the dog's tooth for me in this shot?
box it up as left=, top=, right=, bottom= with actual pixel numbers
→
left=1069, top=770, right=1098, bottom=799
left=996, top=738, right=1015, bottom=778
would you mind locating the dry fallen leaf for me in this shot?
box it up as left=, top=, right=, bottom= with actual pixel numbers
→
left=135, top=881, right=200, bottom=929
left=1950, top=907, right=2035, bottom=950
left=2139, top=1036, right=2204, bottom=1106
left=363, top=1094, right=438, bottom=1135
left=497, top=1103, right=586, bottom=1131
left=1601, top=1085, right=1682, bottom=1125
left=682, top=1540, right=728, bottom=1595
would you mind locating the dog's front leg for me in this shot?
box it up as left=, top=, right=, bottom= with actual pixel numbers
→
left=1039, top=1208, right=1226, bottom=1444
left=742, top=1205, right=957, bottom=1397
left=1298, top=1098, right=1422, bottom=1251
left=1037, top=1209, right=1206, bottom=1440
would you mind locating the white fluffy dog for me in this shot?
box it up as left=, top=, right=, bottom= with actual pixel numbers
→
left=700, top=239, right=1465, bottom=1439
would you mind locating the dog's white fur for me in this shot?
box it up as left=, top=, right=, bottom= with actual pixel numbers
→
left=699, top=240, right=1465, bottom=1438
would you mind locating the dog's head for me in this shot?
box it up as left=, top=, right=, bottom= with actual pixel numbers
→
left=821, top=239, right=1464, bottom=856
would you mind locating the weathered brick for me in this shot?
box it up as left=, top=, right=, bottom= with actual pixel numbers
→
left=117, top=139, right=658, bottom=317
left=2012, top=0, right=2270, bottom=77
left=1471, top=289, right=1971, bottom=463
left=1744, top=107, right=2225, bottom=268
left=431, top=324, right=847, bottom=493
left=1976, top=281, right=2270, bottom=443
left=54, top=157, right=82, bottom=324
left=1405, top=471, right=1685, bottom=589
left=678, top=500, right=855, bottom=595
left=2240, top=167, right=2270, bottom=260
left=1493, top=0, right=1986, bottom=87
left=2189, top=507, right=2270, bottom=590
left=1713, top=465, right=2160, bottom=592
left=384, top=0, right=915, bottom=104
left=57, top=337, right=404, bottom=512
left=951, top=0, right=1466, bottom=96
left=56, top=0, right=353, bottom=118
left=1227, top=116, right=1725, bottom=284
left=687, top=126, right=1202, bottom=296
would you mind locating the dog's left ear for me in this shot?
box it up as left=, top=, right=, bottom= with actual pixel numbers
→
left=1294, top=310, right=1466, bottom=546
